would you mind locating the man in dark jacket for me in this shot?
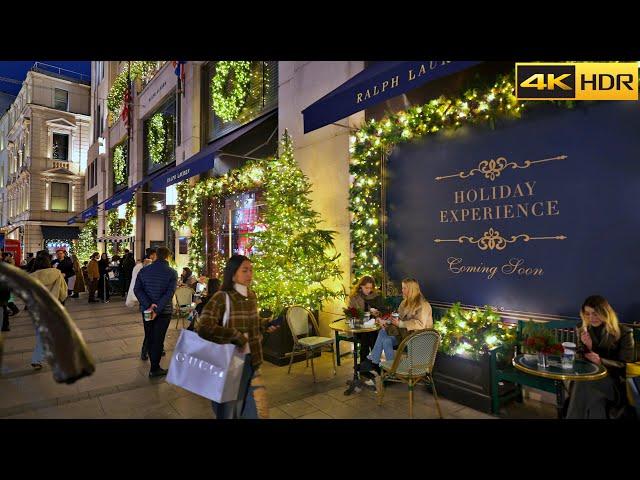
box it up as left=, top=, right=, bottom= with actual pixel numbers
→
left=52, top=249, right=75, bottom=295
left=121, top=251, right=136, bottom=296
left=134, top=247, right=177, bottom=377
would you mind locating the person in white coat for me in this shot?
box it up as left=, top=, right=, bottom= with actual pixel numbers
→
left=126, top=248, right=157, bottom=360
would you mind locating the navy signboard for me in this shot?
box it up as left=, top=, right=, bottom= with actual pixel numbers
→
left=386, top=102, right=640, bottom=321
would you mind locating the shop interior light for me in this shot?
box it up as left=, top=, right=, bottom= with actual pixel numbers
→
left=166, top=184, right=177, bottom=206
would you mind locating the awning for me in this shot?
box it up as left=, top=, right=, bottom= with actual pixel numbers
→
left=104, top=183, right=141, bottom=210
left=80, top=205, right=98, bottom=221
left=301, top=61, right=483, bottom=133
left=150, top=110, right=277, bottom=192
left=67, top=216, right=77, bottom=225
left=41, top=226, right=80, bottom=240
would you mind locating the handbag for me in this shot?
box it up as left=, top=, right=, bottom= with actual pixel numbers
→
left=166, top=292, right=246, bottom=403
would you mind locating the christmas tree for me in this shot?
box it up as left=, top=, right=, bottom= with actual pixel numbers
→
left=250, top=131, right=344, bottom=317
left=77, top=218, right=97, bottom=262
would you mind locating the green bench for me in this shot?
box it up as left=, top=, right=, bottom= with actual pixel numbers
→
left=489, top=318, right=579, bottom=417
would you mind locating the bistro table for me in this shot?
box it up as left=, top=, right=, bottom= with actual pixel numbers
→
left=513, top=354, right=608, bottom=419
left=329, top=319, right=380, bottom=395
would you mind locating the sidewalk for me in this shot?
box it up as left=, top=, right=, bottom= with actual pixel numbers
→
left=0, top=295, right=555, bottom=419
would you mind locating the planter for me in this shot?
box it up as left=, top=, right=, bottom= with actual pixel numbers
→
left=432, top=351, right=516, bottom=414
left=261, top=313, right=321, bottom=366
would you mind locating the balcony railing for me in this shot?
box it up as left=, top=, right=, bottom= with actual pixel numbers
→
left=31, top=62, right=90, bottom=85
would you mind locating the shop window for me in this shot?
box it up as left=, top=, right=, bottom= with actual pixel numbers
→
left=218, top=191, right=266, bottom=258
left=50, top=182, right=69, bottom=212
left=204, top=61, right=278, bottom=143
left=52, top=133, right=69, bottom=160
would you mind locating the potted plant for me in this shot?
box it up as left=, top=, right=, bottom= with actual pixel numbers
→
left=431, top=302, right=517, bottom=413
left=343, top=306, right=364, bottom=327
left=521, top=320, right=564, bottom=368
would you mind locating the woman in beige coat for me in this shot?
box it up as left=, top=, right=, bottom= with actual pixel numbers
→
left=71, top=254, right=85, bottom=297
left=29, top=255, right=68, bottom=368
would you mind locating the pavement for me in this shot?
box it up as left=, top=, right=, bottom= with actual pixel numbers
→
left=0, top=295, right=556, bottom=419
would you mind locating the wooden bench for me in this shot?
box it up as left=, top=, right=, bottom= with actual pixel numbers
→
left=489, top=318, right=579, bottom=416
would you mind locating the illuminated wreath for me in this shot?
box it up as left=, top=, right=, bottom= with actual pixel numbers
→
left=210, top=61, right=251, bottom=122
left=147, top=113, right=165, bottom=164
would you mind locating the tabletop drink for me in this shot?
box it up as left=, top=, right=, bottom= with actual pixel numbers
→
left=561, top=342, right=576, bottom=370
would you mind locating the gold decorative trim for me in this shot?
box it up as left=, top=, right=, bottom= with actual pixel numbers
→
left=513, top=356, right=608, bottom=382
left=435, top=155, right=567, bottom=182
left=434, top=227, right=566, bottom=251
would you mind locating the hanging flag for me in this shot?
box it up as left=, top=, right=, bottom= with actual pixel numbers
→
left=121, top=87, right=131, bottom=126
left=173, top=61, right=186, bottom=95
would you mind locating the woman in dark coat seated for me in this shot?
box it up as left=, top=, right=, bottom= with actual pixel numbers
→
left=566, top=295, right=635, bottom=419
left=187, top=278, right=221, bottom=331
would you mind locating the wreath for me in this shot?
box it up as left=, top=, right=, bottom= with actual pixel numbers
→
left=210, top=61, right=251, bottom=122
left=113, top=143, right=127, bottom=184
left=148, top=113, right=166, bottom=164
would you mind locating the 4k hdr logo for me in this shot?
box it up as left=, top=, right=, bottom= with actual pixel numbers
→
left=516, top=63, right=638, bottom=100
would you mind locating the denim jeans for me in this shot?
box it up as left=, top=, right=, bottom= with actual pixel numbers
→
left=212, top=354, right=257, bottom=419
left=31, top=327, right=45, bottom=364
left=368, top=328, right=398, bottom=364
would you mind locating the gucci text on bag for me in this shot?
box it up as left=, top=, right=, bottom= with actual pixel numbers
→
left=174, top=352, right=225, bottom=378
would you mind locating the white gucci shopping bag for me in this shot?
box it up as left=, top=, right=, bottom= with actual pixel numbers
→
left=166, top=329, right=246, bottom=403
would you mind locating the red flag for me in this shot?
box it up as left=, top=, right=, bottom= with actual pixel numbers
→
left=121, top=88, right=131, bottom=126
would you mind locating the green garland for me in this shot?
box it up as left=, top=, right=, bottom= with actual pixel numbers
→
left=434, top=302, right=515, bottom=360
left=106, top=61, right=161, bottom=120
left=350, top=73, right=526, bottom=286
left=147, top=113, right=166, bottom=164
left=113, top=143, right=127, bottom=185
left=210, top=61, right=251, bottom=122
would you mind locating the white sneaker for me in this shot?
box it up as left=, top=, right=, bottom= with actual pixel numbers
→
left=364, top=379, right=375, bottom=387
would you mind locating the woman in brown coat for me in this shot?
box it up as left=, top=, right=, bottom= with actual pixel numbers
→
left=71, top=254, right=85, bottom=297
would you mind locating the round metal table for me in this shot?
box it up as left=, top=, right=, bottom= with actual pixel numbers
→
left=513, top=354, right=607, bottom=418
left=329, top=319, right=380, bottom=395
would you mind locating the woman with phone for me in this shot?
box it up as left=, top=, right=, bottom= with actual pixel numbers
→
left=566, top=295, right=635, bottom=419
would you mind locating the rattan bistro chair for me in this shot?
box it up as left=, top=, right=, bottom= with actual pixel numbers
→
left=173, top=286, right=194, bottom=329
left=376, top=329, right=443, bottom=419
left=286, top=306, right=336, bottom=383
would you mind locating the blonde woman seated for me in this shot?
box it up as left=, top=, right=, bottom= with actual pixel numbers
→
left=360, top=278, right=433, bottom=375
left=566, top=295, right=635, bottom=419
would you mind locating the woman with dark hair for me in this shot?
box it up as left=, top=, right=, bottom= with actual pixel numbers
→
left=179, top=267, right=197, bottom=289
left=348, top=275, right=384, bottom=373
left=566, top=295, right=635, bottom=419
left=186, top=278, right=221, bottom=332
left=197, top=255, right=279, bottom=419
left=97, top=253, right=111, bottom=303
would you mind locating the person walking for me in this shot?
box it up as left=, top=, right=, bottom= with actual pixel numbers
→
left=87, top=252, right=100, bottom=303
left=97, top=253, right=111, bottom=303
left=121, top=250, right=136, bottom=295
left=52, top=249, right=75, bottom=297
left=127, top=248, right=157, bottom=360
left=29, top=255, right=68, bottom=369
left=196, top=254, right=280, bottom=419
left=71, top=254, right=85, bottom=298
left=133, top=247, right=176, bottom=377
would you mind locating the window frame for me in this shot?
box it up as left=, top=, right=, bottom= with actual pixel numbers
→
left=50, top=181, right=70, bottom=212
left=52, top=132, right=70, bottom=161
left=54, top=88, right=69, bottom=111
